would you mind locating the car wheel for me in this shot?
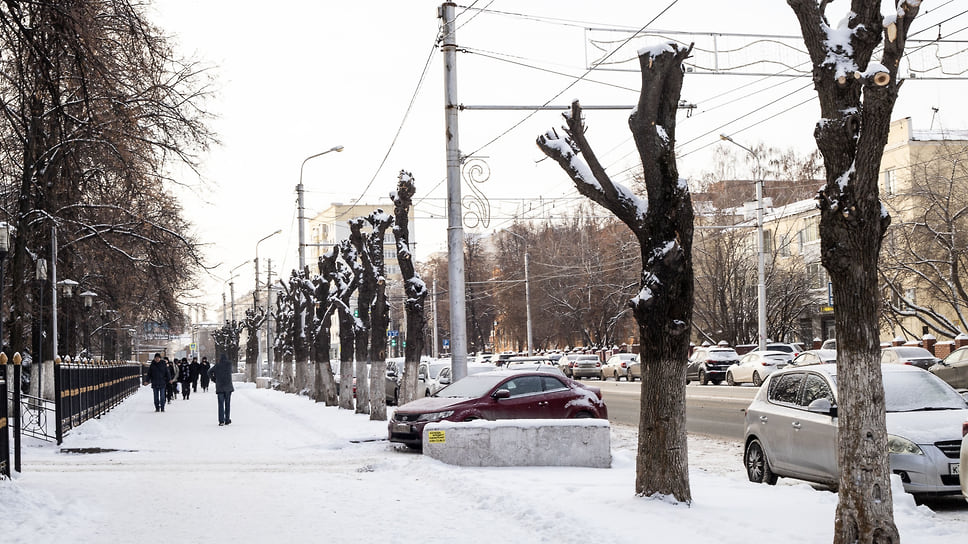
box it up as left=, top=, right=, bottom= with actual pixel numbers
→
left=572, top=411, right=593, bottom=419
left=614, top=371, right=620, bottom=381
left=727, top=372, right=736, bottom=386
left=424, top=389, right=431, bottom=397
left=752, top=371, right=763, bottom=387
left=699, top=370, right=708, bottom=385
left=599, top=372, right=605, bottom=380
left=745, top=439, right=777, bottom=485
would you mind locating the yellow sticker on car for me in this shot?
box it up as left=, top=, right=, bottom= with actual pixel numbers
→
left=427, top=430, right=445, bottom=443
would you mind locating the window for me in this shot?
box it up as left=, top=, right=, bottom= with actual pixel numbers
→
left=903, top=287, right=917, bottom=309
left=762, top=229, right=773, bottom=254
left=541, top=376, right=567, bottom=392
left=769, top=373, right=804, bottom=405
left=884, top=169, right=897, bottom=196
left=798, top=216, right=819, bottom=248
left=778, top=234, right=791, bottom=257
left=504, top=376, right=543, bottom=396
left=800, top=374, right=834, bottom=406
left=806, top=262, right=826, bottom=290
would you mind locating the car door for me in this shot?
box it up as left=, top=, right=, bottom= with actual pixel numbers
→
left=788, top=372, right=839, bottom=483
left=686, top=349, right=703, bottom=380
left=938, top=349, right=968, bottom=388
left=538, top=375, right=574, bottom=417
left=735, top=354, right=755, bottom=383
left=756, top=371, right=805, bottom=473
left=481, top=375, right=547, bottom=420
left=881, top=350, right=897, bottom=365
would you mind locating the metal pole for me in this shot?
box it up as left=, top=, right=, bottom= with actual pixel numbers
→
left=222, top=291, right=227, bottom=323
left=524, top=251, right=533, bottom=356
left=441, top=2, right=468, bottom=380
left=255, top=230, right=281, bottom=311
left=229, top=278, right=236, bottom=323
left=51, top=227, right=58, bottom=363
left=432, top=277, right=439, bottom=359
left=719, top=134, right=767, bottom=351
left=266, top=258, right=273, bottom=377
left=297, top=146, right=343, bottom=270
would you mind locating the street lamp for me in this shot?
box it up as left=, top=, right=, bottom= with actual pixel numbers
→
left=505, top=230, right=533, bottom=356
left=36, top=259, right=47, bottom=370
left=228, top=261, right=248, bottom=323
left=57, top=278, right=78, bottom=357
left=254, top=229, right=282, bottom=310
left=79, top=291, right=97, bottom=358
left=0, top=223, right=12, bottom=354
left=297, top=145, right=344, bottom=270
left=720, top=134, right=767, bottom=352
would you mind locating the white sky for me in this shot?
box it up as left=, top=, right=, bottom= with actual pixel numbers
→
left=147, top=1, right=968, bottom=318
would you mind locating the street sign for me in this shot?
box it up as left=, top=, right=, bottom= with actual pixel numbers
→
left=442, top=339, right=450, bottom=349
left=190, top=343, right=197, bottom=351
left=387, top=330, right=399, bottom=337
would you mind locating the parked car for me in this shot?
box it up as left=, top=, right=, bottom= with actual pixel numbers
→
left=430, top=363, right=496, bottom=395
left=504, top=363, right=566, bottom=377
left=557, top=353, right=604, bottom=380
left=506, top=356, right=556, bottom=369
left=602, top=353, right=638, bottom=381
left=686, top=346, right=740, bottom=385
left=725, top=350, right=790, bottom=386
left=788, top=349, right=837, bottom=367
left=388, top=370, right=608, bottom=449
left=881, top=346, right=941, bottom=370
left=961, top=419, right=967, bottom=502
left=765, top=342, right=803, bottom=358
left=743, top=364, right=968, bottom=498
left=418, top=360, right=451, bottom=397
left=930, top=345, right=968, bottom=391
left=332, top=361, right=399, bottom=405
left=821, top=338, right=836, bottom=350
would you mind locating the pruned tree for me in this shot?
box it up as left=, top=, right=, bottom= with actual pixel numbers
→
left=242, top=308, right=266, bottom=382
left=788, top=0, right=921, bottom=541
left=391, top=171, right=427, bottom=404
left=271, top=290, right=292, bottom=385
left=335, top=240, right=361, bottom=410
left=348, top=219, right=373, bottom=414
left=537, top=43, right=694, bottom=502
left=290, top=268, right=314, bottom=394
left=365, top=209, right=393, bottom=421
left=311, top=250, right=339, bottom=405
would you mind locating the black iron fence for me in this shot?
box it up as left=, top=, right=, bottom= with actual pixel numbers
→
left=3, top=355, right=142, bottom=476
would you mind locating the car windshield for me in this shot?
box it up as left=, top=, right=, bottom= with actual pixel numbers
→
left=884, top=371, right=968, bottom=412
left=706, top=349, right=738, bottom=360
left=428, top=364, right=447, bottom=379
left=434, top=374, right=505, bottom=398
left=892, top=347, right=933, bottom=359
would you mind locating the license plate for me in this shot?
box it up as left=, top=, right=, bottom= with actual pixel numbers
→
left=392, top=423, right=411, bottom=433
left=952, top=463, right=960, bottom=475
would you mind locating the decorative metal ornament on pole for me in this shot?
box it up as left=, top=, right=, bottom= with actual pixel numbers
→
left=296, top=145, right=344, bottom=270
left=720, top=134, right=767, bottom=352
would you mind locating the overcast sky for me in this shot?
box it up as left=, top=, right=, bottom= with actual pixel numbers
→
left=149, top=0, right=968, bottom=318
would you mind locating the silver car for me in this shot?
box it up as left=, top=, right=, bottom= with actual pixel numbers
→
left=743, top=364, right=967, bottom=498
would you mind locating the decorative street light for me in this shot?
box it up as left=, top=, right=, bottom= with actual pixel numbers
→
left=720, top=134, right=767, bottom=352
left=36, top=259, right=47, bottom=372
left=79, top=290, right=97, bottom=358
left=57, top=279, right=79, bottom=357
left=296, top=145, right=344, bottom=270
left=0, top=223, right=13, bottom=353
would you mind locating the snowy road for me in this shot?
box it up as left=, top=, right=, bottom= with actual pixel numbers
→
left=1, top=383, right=965, bottom=543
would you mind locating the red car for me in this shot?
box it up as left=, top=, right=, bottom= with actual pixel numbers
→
left=388, top=370, right=608, bottom=449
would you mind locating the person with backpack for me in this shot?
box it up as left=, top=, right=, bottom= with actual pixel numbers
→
left=210, top=354, right=235, bottom=426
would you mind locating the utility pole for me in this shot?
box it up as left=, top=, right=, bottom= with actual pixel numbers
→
left=432, top=277, right=439, bottom=359
left=440, top=1, right=468, bottom=380
left=524, top=251, right=533, bottom=356
left=297, top=146, right=343, bottom=270
left=266, top=258, right=274, bottom=377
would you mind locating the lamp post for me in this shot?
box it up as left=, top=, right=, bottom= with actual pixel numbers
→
left=228, top=261, right=247, bottom=323
left=79, top=291, right=96, bottom=359
left=505, top=230, right=533, bottom=356
left=720, top=134, right=767, bottom=352
left=36, top=259, right=47, bottom=375
left=254, top=229, right=281, bottom=310
left=57, top=279, right=78, bottom=357
left=296, top=145, right=343, bottom=270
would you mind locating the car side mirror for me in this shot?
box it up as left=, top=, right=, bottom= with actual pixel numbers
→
left=418, top=372, right=426, bottom=381
left=807, top=398, right=837, bottom=417
left=492, top=389, right=511, bottom=400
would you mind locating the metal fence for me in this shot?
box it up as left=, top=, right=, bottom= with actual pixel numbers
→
left=1, top=377, right=9, bottom=478
left=54, top=360, right=142, bottom=442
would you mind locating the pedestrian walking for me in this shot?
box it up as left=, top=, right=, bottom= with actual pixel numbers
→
left=210, top=353, right=235, bottom=426
left=147, top=353, right=171, bottom=412
left=199, top=357, right=211, bottom=392
left=190, top=357, right=200, bottom=393
left=178, top=357, right=192, bottom=400
left=166, top=358, right=178, bottom=403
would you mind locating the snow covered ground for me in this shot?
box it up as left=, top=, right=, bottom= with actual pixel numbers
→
left=1, top=384, right=965, bottom=543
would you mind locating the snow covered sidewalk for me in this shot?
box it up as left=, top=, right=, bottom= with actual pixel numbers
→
left=1, top=384, right=964, bottom=543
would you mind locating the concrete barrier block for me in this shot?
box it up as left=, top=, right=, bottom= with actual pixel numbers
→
left=423, top=419, right=610, bottom=468
left=255, top=377, right=272, bottom=389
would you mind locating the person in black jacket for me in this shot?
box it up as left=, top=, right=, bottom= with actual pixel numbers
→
left=178, top=357, right=192, bottom=400
left=166, top=358, right=178, bottom=402
left=189, top=357, right=200, bottom=393
left=199, top=357, right=211, bottom=392
left=210, top=354, right=235, bottom=426
left=147, top=353, right=171, bottom=412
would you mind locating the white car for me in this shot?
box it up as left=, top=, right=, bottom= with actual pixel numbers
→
left=726, top=350, right=790, bottom=386
left=602, top=353, right=638, bottom=381
left=418, top=360, right=450, bottom=397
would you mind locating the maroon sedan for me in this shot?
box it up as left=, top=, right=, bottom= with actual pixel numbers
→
left=388, top=370, right=608, bottom=449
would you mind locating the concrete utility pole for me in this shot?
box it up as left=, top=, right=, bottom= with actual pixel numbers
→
left=254, top=229, right=281, bottom=311
left=432, top=277, right=439, bottom=359
left=440, top=1, right=468, bottom=380
left=265, top=258, right=274, bottom=377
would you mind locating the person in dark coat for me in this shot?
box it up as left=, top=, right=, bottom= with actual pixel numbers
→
left=178, top=357, right=192, bottom=400
left=147, top=353, right=171, bottom=412
left=189, top=357, right=200, bottom=393
left=210, top=354, right=235, bottom=426
left=199, top=356, right=211, bottom=392
left=166, top=358, right=178, bottom=402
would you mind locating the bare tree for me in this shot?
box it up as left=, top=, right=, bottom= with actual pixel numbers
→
left=311, top=251, right=339, bottom=405
left=365, top=210, right=392, bottom=421
left=348, top=219, right=373, bottom=414
left=335, top=240, right=360, bottom=410
left=538, top=43, right=694, bottom=502
left=391, top=171, right=427, bottom=404
left=789, top=1, right=921, bottom=541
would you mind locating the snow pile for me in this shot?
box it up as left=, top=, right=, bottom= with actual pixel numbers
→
left=0, top=384, right=964, bottom=543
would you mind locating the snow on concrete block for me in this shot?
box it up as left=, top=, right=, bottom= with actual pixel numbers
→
left=255, top=377, right=272, bottom=389
left=423, top=419, right=611, bottom=468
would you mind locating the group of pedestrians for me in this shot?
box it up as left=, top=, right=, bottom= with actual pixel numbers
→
left=144, top=352, right=234, bottom=425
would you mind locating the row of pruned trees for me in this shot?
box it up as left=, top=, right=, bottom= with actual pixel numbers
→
left=269, top=172, right=427, bottom=420
left=0, top=1, right=214, bottom=358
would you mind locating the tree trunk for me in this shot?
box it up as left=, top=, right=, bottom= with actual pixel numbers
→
left=392, top=171, right=427, bottom=405
left=349, top=219, right=373, bottom=414
left=338, top=308, right=355, bottom=410
left=788, top=1, right=921, bottom=541
left=367, top=210, right=393, bottom=422
left=537, top=43, right=694, bottom=503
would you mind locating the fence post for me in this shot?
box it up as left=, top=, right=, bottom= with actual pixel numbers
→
left=0, top=353, right=8, bottom=478
left=54, top=356, right=63, bottom=445
left=12, top=352, right=21, bottom=473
